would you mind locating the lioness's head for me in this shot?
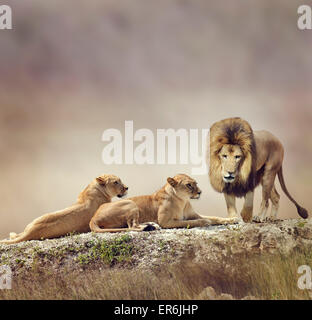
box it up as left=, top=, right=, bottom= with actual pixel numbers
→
left=167, top=174, right=202, bottom=200
left=96, top=174, right=128, bottom=198
left=219, top=144, right=243, bottom=183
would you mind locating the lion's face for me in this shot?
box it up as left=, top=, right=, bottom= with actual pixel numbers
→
left=209, top=117, right=256, bottom=196
left=96, top=175, right=128, bottom=198
left=219, top=144, right=243, bottom=184
left=167, top=174, right=202, bottom=199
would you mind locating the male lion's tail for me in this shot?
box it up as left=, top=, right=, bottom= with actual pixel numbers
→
left=277, top=166, right=309, bottom=219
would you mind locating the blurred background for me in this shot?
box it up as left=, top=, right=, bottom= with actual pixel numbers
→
left=1, top=0, right=312, bottom=238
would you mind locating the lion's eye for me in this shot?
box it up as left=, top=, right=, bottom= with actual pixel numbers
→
left=114, top=181, right=119, bottom=185
left=222, top=155, right=228, bottom=159
left=235, top=155, right=241, bottom=159
left=186, top=183, right=193, bottom=189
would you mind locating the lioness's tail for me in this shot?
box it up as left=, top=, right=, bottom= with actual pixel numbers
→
left=277, top=166, right=309, bottom=219
left=9, top=232, right=18, bottom=239
left=89, top=220, right=156, bottom=233
left=0, top=233, right=29, bottom=244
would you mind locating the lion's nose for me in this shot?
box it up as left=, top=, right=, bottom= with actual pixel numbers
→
left=227, top=171, right=235, bottom=176
left=125, top=187, right=128, bottom=190
left=198, top=191, right=202, bottom=195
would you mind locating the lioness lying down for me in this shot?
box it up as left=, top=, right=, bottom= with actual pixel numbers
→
left=89, top=174, right=238, bottom=233
left=0, top=174, right=128, bottom=244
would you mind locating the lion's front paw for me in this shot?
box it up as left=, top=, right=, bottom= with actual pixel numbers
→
left=252, top=216, right=263, bottom=223
left=240, top=208, right=253, bottom=223
left=263, top=216, right=276, bottom=223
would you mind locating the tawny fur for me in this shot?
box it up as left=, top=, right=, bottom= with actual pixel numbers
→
left=89, top=174, right=238, bottom=233
left=208, top=117, right=309, bottom=222
left=0, top=175, right=128, bottom=244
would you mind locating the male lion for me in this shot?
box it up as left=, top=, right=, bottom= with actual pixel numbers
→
left=209, top=117, right=309, bottom=222
left=0, top=174, right=128, bottom=244
left=89, top=174, right=237, bottom=233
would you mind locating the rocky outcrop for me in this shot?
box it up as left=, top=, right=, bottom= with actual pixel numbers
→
left=197, top=286, right=257, bottom=300
left=0, top=219, right=311, bottom=277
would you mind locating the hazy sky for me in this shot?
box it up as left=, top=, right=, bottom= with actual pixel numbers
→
left=0, top=0, right=311, bottom=237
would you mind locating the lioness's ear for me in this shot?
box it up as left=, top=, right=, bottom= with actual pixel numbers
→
left=96, top=176, right=106, bottom=185
left=167, top=177, right=178, bottom=187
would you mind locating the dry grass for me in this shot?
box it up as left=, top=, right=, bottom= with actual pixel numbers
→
left=244, top=249, right=312, bottom=300
left=0, top=247, right=311, bottom=300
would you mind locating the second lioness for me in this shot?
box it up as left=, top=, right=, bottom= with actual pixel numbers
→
left=90, top=174, right=237, bottom=233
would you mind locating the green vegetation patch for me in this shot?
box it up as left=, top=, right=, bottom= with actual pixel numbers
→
left=77, top=234, right=134, bottom=266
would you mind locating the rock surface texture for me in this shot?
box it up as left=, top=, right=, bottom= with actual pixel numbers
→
left=1, top=219, right=311, bottom=277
